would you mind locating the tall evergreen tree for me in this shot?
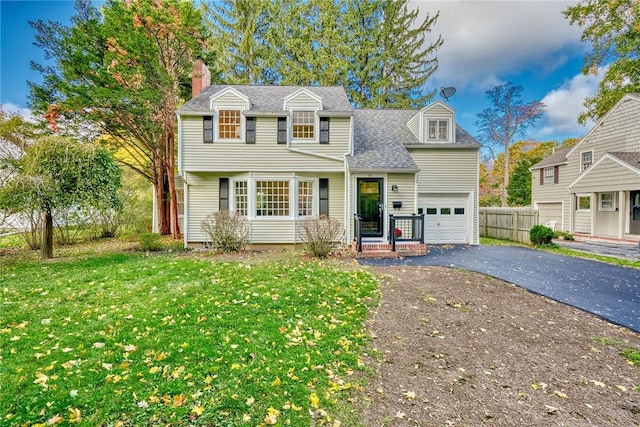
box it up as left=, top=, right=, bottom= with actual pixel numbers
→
left=204, top=0, right=442, bottom=107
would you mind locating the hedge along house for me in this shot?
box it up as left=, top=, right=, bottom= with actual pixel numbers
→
left=176, top=69, right=480, bottom=254
left=531, top=93, right=640, bottom=241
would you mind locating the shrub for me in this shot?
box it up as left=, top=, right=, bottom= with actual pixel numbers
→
left=553, top=230, right=574, bottom=241
left=201, top=210, right=249, bottom=253
left=300, top=216, right=343, bottom=258
left=139, top=232, right=163, bottom=251
left=530, top=225, right=555, bottom=246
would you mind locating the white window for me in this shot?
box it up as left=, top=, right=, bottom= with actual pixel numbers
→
left=234, top=181, right=248, bottom=216
left=599, top=192, right=615, bottom=211
left=292, top=111, right=315, bottom=139
left=543, top=167, right=555, bottom=184
left=218, top=109, right=241, bottom=140
left=427, top=119, right=449, bottom=141
left=297, top=181, right=314, bottom=216
left=577, top=194, right=591, bottom=210
left=581, top=151, right=593, bottom=171
left=256, top=180, right=290, bottom=217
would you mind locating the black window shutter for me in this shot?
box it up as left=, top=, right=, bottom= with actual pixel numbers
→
left=554, top=166, right=559, bottom=184
left=319, top=117, right=329, bottom=144
left=203, top=116, right=213, bottom=143
left=245, top=117, right=256, bottom=144
left=277, top=117, right=287, bottom=144
left=219, top=178, right=229, bottom=211
left=319, top=178, right=329, bottom=216
left=539, top=169, right=544, bottom=185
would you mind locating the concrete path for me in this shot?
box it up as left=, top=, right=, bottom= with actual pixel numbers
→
left=359, top=245, right=640, bottom=333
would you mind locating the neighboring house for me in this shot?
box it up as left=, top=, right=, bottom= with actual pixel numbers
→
left=531, top=93, right=640, bottom=241
left=176, top=77, right=480, bottom=249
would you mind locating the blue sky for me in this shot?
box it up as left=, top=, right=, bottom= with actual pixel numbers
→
left=1, top=0, right=600, bottom=143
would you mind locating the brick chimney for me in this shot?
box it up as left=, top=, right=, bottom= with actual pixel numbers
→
left=192, top=60, right=211, bottom=98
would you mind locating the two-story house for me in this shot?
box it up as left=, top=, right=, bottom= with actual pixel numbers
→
left=531, top=93, right=640, bottom=241
left=176, top=74, right=480, bottom=251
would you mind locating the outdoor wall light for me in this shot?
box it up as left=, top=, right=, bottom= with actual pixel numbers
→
left=391, top=185, right=398, bottom=192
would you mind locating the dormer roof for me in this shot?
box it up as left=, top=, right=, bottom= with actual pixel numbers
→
left=179, top=85, right=352, bottom=115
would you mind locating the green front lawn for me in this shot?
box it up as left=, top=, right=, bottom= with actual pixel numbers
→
left=1, top=253, right=378, bottom=426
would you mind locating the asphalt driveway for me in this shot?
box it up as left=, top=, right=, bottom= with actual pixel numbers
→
left=359, top=245, right=640, bottom=333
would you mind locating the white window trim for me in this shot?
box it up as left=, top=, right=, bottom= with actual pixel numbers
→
left=599, top=192, right=615, bottom=211
left=289, top=108, right=320, bottom=143
left=580, top=150, right=593, bottom=172
left=231, top=177, right=319, bottom=219
left=577, top=193, right=591, bottom=211
left=214, top=106, right=246, bottom=143
left=425, top=118, right=452, bottom=142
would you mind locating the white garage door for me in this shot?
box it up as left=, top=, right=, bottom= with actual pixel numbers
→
left=419, top=194, right=468, bottom=244
left=537, top=202, right=562, bottom=228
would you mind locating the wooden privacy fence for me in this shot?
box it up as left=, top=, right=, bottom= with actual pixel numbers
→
left=479, top=207, right=538, bottom=243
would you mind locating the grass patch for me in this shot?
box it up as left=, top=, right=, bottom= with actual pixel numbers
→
left=1, top=252, right=378, bottom=426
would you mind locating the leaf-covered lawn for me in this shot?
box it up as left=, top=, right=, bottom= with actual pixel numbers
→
left=1, top=253, right=378, bottom=426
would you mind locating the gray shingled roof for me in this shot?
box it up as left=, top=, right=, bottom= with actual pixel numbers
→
left=179, top=85, right=352, bottom=113
left=531, top=146, right=571, bottom=170
left=348, top=110, right=419, bottom=171
left=609, top=152, right=640, bottom=171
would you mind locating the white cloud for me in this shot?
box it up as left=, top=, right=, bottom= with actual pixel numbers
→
left=413, top=0, right=585, bottom=92
left=536, top=69, right=603, bottom=139
left=1, top=102, right=34, bottom=122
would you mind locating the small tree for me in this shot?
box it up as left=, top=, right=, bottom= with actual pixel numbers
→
left=0, top=136, right=121, bottom=259
left=475, top=83, right=545, bottom=207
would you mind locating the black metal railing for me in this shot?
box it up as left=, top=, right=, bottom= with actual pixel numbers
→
left=390, top=214, right=425, bottom=252
left=353, top=213, right=363, bottom=252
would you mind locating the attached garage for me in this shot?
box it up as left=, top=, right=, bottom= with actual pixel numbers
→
left=419, top=193, right=470, bottom=244
left=536, top=202, right=563, bottom=229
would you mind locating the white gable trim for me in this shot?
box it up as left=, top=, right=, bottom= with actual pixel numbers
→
left=568, top=152, right=640, bottom=189
left=209, top=87, right=251, bottom=110
left=283, top=88, right=323, bottom=110
left=566, top=93, right=640, bottom=159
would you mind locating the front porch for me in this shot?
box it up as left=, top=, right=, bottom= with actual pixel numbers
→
left=353, top=213, right=427, bottom=258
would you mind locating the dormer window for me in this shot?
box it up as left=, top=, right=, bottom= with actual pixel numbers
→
left=218, top=109, right=241, bottom=140
left=428, top=119, right=449, bottom=141
left=292, top=111, right=315, bottom=139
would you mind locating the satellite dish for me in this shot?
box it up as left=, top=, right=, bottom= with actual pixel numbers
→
left=440, top=86, right=456, bottom=101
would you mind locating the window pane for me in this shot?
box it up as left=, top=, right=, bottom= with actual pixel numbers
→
left=219, top=110, right=241, bottom=139
left=428, top=120, right=448, bottom=141
left=544, top=167, right=554, bottom=184
left=581, top=152, right=592, bottom=171
left=440, top=208, right=451, bottom=214
left=454, top=208, right=464, bottom=215
left=298, top=181, right=313, bottom=216
left=600, top=193, right=614, bottom=210
left=256, top=181, right=290, bottom=216
left=438, top=120, right=448, bottom=139
left=293, top=111, right=315, bottom=139
left=234, top=181, right=248, bottom=216
left=578, top=196, right=590, bottom=210
left=426, top=208, right=437, bottom=215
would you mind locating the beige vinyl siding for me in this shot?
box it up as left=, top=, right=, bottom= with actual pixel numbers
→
left=289, top=116, right=351, bottom=158
left=409, top=148, right=479, bottom=244
left=409, top=148, right=477, bottom=192
left=531, top=164, right=572, bottom=231
left=424, top=104, right=452, bottom=117
left=181, top=116, right=345, bottom=172
left=406, top=113, right=421, bottom=140
left=388, top=173, right=416, bottom=215
left=185, top=172, right=220, bottom=242
left=574, top=210, right=591, bottom=234
left=211, top=91, right=247, bottom=107
left=571, top=157, right=640, bottom=192
left=566, top=98, right=640, bottom=176
left=185, top=172, right=346, bottom=244
left=284, top=92, right=322, bottom=110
